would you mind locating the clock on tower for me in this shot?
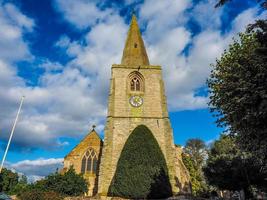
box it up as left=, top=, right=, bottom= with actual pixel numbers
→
left=97, top=14, right=191, bottom=197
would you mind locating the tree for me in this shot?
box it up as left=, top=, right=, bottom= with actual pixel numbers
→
left=18, top=167, right=88, bottom=198
left=182, top=139, right=208, bottom=196
left=0, top=168, right=19, bottom=193
left=203, top=135, right=267, bottom=198
left=20, top=175, right=28, bottom=185
left=108, top=125, right=172, bottom=199
left=42, top=167, right=88, bottom=196
left=207, top=27, right=267, bottom=185
left=183, top=139, right=207, bottom=167
left=9, top=175, right=28, bottom=195
left=215, top=0, right=267, bottom=9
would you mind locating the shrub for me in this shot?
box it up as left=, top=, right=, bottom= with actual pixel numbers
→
left=0, top=168, right=19, bottom=193
left=18, top=167, right=87, bottom=198
left=43, top=167, right=88, bottom=196
left=18, top=190, right=63, bottom=200
left=108, top=125, right=172, bottom=199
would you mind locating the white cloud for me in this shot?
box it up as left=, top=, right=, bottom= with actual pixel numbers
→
left=40, top=60, right=64, bottom=72
left=231, top=7, right=267, bottom=34
left=141, top=1, right=266, bottom=111
left=0, top=2, right=106, bottom=151
left=0, top=65, right=106, bottom=150
left=0, top=0, right=266, bottom=152
left=3, top=3, right=34, bottom=31
left=0, top=3, right=34, bottom=62
left=140, top=0, right=191, bottom=43
left=54, top=0, right=113, bottom=29
left=190, top=0, right=223, bottom=30
left=7, top=158, right=63, bottom=181
left=59, top=14, right=128, bottom=108
left=52, top=0, right=266, bottom=114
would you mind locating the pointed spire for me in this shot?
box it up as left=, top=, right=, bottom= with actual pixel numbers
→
left=121, top=14, right=150, bottom=66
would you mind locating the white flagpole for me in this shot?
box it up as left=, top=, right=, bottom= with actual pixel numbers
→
left=0, top=96, right=25, bottom=173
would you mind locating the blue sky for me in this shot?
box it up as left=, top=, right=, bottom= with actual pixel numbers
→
left=0, top=0, right=266, bottom=181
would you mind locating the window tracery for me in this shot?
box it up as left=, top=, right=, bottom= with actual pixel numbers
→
left=81, top=148, right=98, bottom=174
left=129, top=71, right=144, bottom=92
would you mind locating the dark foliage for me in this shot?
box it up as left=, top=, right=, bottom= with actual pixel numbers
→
left=0, top=168, right=19, bottom=193
left=9, top=175, right=28, bottom=195
left=42, top=166, right=88, bottom=196
left=215, top=0, right=267, bottom=9
left=18, top=167, right=88, bottom=198
left=108, top=125, right=172, bottom=199
left=182, top=139, right=208, bottom=196
left=215, top=0, right=231, bottom=8
left=18, top=190, right=63, bottom=200
left=184, top=139, right=207, bottom=167
left=207, top=23, right=267, bottom=188
left=203, top=135, right=267, bottom=198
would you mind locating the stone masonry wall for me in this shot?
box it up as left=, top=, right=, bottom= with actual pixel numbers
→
left=63, top=131, right=103, bottom=196
left=98, top=65, right=179, bottom=196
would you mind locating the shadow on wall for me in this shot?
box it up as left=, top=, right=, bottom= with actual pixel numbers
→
left=92, top=142, right=103, bottom=196
left=107, top=125, right=172, bottom=199
left=175, top=176, right=192, bottom=195
left=147, top=168, right=173, bottom=199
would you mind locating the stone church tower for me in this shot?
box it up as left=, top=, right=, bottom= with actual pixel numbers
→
left=97, top=15, right=190, bottom=196
left=63, top=15, right=191, bottom=197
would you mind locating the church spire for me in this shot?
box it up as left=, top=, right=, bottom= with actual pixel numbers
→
left=121, top=14, right=150, bottom=66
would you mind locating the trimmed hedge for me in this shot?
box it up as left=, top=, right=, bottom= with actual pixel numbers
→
left=18, top=190, right=63, bottom=200
left=108, top=125, right=172, bottom=199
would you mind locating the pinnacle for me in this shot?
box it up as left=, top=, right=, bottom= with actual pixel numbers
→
left=121, top=14, right=150, bottom=66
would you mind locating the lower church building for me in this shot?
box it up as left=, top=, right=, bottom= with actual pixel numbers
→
left=62, top=15, right=191, bottom=198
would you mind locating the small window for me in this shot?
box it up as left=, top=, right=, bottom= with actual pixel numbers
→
left=129, top=72, right=144, bottom=92
left=130, top=79, right=135, bottom=90
left=134, top=43, right=138, bottom=48
left=81, top=148, right=98, bottom=174
left=131, top=77, right=141, bottom=91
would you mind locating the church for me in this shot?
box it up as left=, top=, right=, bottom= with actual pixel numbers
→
left=62, top=15, right=191, bottom=198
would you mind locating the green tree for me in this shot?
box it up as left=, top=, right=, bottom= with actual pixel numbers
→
left=0, top=168, right=19, bottom=193
left=207, top=27, right=267, bottom=184
left=18, top=167, right=88, bottom=198
left=108, top=125, right=172, bottom=199
left=203, top=135, right=267, bottom=198
left=42, top=167, right=88, bottom=196
left=184, top=139, right=207, bottom=167
left=182, top=139, right=208, bottom=196
left=215, top=0, right=267, bottom=8
left=20, top=175, right=27, bottom=185
left=9, top=175, right=28, bottom=195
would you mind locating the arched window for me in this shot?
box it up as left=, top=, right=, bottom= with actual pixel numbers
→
left=81, top=148, right=98, bottom=174
left=129, top=71, right=144, bottom=92
left=130, top=77, right=141, bottom=91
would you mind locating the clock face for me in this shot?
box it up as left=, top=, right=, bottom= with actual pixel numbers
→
left=129, top=96, right=143, bottom=107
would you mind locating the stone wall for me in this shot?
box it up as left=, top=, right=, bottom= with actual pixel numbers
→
left=174, top=146, right=192, bottom=194
left=63, top=130, right=103, bottom=196
left=98, top=65, right=180, bottom=196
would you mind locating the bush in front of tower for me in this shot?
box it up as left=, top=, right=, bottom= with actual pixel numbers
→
left=108, top=125, right=172, bottom=199
left=17, top=167, right=88, bottom=200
